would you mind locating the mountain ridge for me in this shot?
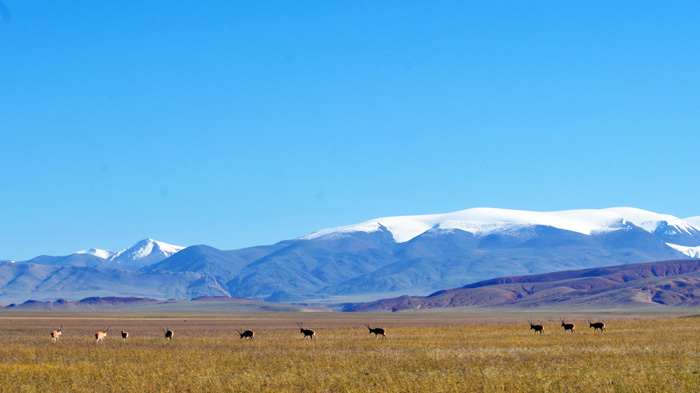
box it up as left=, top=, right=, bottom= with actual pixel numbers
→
left=303, top=207, right=700, bottom=249
left=58, top=238, right=185, bottom=270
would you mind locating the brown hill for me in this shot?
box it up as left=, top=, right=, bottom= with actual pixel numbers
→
left=347, top=259, right=700, bottom=312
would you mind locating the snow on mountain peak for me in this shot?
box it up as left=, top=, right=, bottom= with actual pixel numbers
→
left=69, top=239, right=184, bottom=268
left=604, top=207, right=695, bottom=235
left=302, top=207, right=632, bottom=243
left=683, top=216, right=700, bottom=230
left=75, top=248, right=116, bottom=260
left=666, top=243, right=700, bottom=258
left=111, top=238, right=184, bottom=264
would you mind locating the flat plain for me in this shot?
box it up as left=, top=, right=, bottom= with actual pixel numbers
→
left=0, top=311, right=698, bottom=392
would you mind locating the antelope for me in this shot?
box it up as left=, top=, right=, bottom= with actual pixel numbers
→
left=236, top=329, right=255, bottom=340
left=95, top=326, right=110, bottom=344
left=587, top=318, right=606, bottom=333
left=121, top=330, right=129, bottom=342
left=296, top=322, right=315, bottom=339
left=162, top=327, right=174, bottom=340
left=560, top=318, right=575, bottom=334
left=364, top=324, right=386, bottom=339
left=50, top=325, right=62, bottom=343
left=527, top=319, right=544, bottom=335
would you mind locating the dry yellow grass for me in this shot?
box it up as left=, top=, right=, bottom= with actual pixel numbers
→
left=0, top=312, right=698, bottom=392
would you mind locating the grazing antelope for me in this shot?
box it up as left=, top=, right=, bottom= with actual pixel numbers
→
left=527, top=319, right=544, bottom=335
left=560, top=318, right=576, bottom=334
left=121, top=330, right=129, bottom=342
left=50, top=325, right=62, bottom=343
left=296, top=322, right=315, bottom=339
left=162, top=327, right=174, bottom=340
left=364, top=324, right=387, bottom=339
left=95, top=327, right=110, bottom=344
left=236, top=329, right=255, bottom=340
left=587, top=318, right=606, bottom=333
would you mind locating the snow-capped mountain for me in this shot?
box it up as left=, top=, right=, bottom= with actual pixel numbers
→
left=212, top=207, right=697, bottom=301
left=605, top=207, right=700, bottom=247
left=75, top=248, right=116, bottom=260
left=65, top=239, right=184, bottom=270
left=303, top=207, right=700, bottom=257
left=110, top=238, right=184, bottom=268
left=303, top=208, right=631, bottom=241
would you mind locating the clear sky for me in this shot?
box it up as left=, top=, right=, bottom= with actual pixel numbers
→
left=1, top=1, right=699, bottom=260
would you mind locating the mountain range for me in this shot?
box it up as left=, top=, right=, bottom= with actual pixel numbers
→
left=4, top=296, right=330, bottom=312
left=1, top=207, right=700, bottom=304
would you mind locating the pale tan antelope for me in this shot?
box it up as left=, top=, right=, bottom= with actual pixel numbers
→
left=587, top=318, right=606, bottom=333
left=121, top=330, right=129, bottom=342
left=296, top=322, right=315, bottom=339
left=162, top=327, right=174, bottom=340
left=560, top=318, right=575, bottom=334
left=527, top=319, right=544, bottom=335
left=95, top=326, right=110, bottom=344
left=50, top=325, right=62, bottom=343
left=364, top=324, right=386, bottom=339
left=236, top=329, right=255, bottom=340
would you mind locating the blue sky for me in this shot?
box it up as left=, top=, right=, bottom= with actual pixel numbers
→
left=1, top=1, right=699, bottom=260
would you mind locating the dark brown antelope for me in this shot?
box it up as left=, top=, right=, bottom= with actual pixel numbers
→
left=121, top=330, right=129, bottom=342
left=162, top=327, right=174, bottom=340
left=95, top=326, right=110, bottom=344
left=236, top=329, right=255, bottom=340
left=527, top=319, right=544, bottom=335
left=50, top=325, right=62, bottom=343
left=560, top=318, right=575, bottom=334
left=587, top=318, right=606, bottom=333
left=296, top=322, right=315, bottom=339
left=364, top=324, right=386, bottom=339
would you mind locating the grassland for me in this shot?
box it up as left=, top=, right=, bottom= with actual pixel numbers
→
left=0, top=312, right=698, bottom=392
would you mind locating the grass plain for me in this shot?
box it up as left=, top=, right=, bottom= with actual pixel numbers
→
left=0, top=311, right=698, bottom=392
